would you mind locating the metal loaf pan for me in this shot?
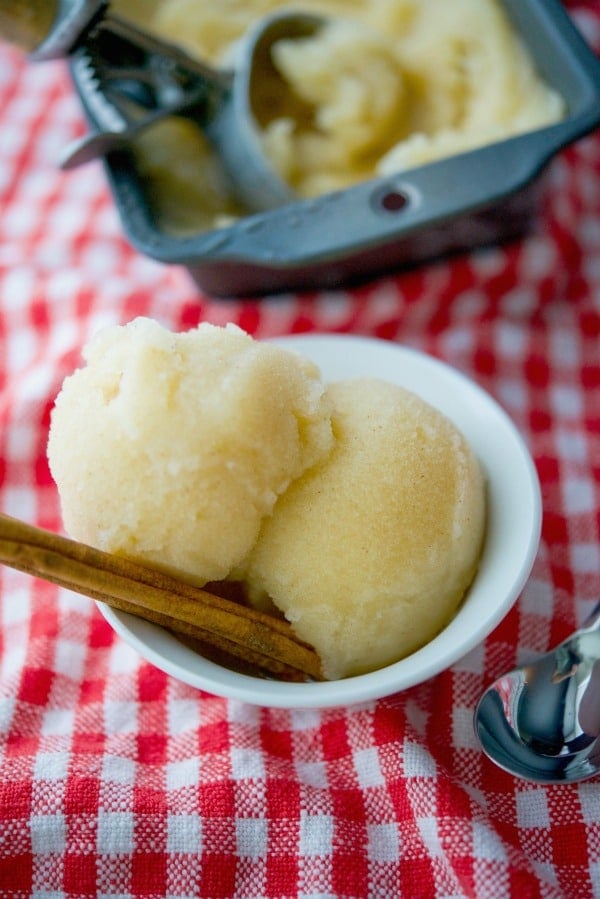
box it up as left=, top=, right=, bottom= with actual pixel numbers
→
left=72, top=0, right=600, bottom=297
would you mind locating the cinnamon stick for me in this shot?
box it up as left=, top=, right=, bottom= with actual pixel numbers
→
left=0, top=513, right=323, bottom=681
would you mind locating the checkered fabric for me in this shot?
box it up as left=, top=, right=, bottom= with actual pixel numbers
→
left=1, top=2, right=599, bottom=897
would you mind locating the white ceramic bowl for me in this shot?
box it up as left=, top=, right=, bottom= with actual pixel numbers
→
left=98, top=334, right=542, bottom=708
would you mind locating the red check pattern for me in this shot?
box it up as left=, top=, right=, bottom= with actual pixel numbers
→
left=1, top=3, right=599, bottom=897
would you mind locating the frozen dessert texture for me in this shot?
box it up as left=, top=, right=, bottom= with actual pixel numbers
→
left=48, top=321, right=486, bottom=679
left=47, top=318, right=333, bottom=584
left=115, top=0, right=564, bottom=228
left=258, top=19, right=408, bottom=198
left=244, top=379, right=486, bottom=679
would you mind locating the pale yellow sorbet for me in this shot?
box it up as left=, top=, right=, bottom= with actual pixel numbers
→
left=244, top=378, right=486, bottom=679
left=116, top=0, right=564, bottom=210
left=47, top=319, right=333, bottom=584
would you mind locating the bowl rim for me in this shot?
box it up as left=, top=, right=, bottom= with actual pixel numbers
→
left=99, top=334, right=542, bottom=708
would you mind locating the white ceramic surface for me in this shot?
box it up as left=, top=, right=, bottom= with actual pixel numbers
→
left=98, top=334, right=542, bottom=708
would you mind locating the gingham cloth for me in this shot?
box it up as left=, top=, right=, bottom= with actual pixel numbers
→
left=1, top=3, right=599, bottom=897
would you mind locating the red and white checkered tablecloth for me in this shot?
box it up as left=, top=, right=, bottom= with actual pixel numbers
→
left=1, top=2, right=599, bottom=897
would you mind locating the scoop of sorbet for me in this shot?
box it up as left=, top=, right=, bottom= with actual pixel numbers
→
left=244, top=378, right=486, bottom=679
left=47, top=318, right=333, bottom=584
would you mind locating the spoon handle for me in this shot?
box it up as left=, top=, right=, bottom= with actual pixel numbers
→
left=582, top=600, right=600, bottom=631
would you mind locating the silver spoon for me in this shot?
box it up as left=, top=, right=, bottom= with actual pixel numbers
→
left=0, top=0, right=324, bottom=211
left=474, top=601, right=600, bottom=783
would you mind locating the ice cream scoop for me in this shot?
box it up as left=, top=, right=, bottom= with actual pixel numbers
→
left=474, top=601, right=600, bottom=783
left=0, top=0, right=324, bottom=211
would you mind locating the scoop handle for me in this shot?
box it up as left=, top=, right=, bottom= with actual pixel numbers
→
left=0, top=0, right=58, bottom=51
